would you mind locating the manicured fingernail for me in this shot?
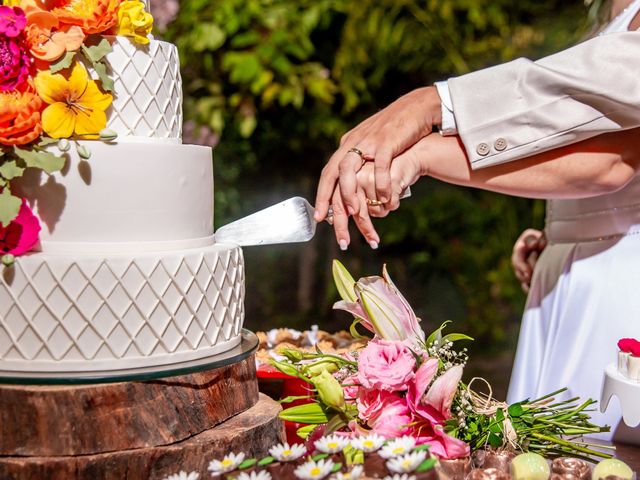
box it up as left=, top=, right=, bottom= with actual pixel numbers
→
left=339, top=240, right=348, bottom=251
left=314, top=210, right=321, bottom=221
left=347, top=206, right=356, bottom=215
left=369, top=241, right=379, bottom=250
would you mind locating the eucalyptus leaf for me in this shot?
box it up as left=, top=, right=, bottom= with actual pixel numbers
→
left=50, top=51, right=76, bottom=74
left=82, top=38, right=112, bottom=63
left=0, top=160, right=25, bottom=181
left=0, top=189, right=21, bottom=227
left=13, top=147, right=65, bottom=174
left=91, top=60, right=115, bottom=92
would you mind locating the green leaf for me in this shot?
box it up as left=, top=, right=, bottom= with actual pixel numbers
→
left=82, top=38, right=112, bottom=63
left=50, top=51, right=76, bottom=74
left=257, top=456, right=275, bottom=466
left=426, top=320, right=452, bottom=347
left=330, top=462, right=342, bottom=473
left=416, top=458, right=437, bottom=472
left=441, top=333, right=474, bottom=344
left=13, top=147, right=65, bottom=174
left=296, top=424, right=316, bottom=439
left=278, top=395, right=313, bottom=404
left=279, top=402, right=330, bottom=424
left=413, top=444, right=431, bottom=452
left=488, top=432, right=503, bottom=448
left=312, top=453, right=329, bottom=461
left=349, top=319, right=369, bottom=339
left=0, top=189, right=21, bottom=227
left=37, top=137, right=60, bottom=147
left=508, top=403, right=525, bottom=418
left=91, top=60, right=115, bottom=93
left=192, top=23, right=226, bottom=51
left=0, top=160, right=25, bottom=181
left=238, top=459, right=257, bottom=469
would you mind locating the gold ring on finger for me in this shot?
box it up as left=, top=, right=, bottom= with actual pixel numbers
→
left=366, top=198, right=384, bottom=207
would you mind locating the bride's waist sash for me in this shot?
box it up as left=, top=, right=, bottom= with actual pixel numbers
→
left=546, top=176, right=640, bottom=243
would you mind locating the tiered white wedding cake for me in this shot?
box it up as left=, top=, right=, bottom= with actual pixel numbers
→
left=0, top=35, right=245, bottom=374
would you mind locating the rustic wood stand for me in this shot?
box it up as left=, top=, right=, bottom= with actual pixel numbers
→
left=0, top=331, right=285, bottom=480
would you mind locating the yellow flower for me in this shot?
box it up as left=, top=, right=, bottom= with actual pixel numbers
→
left=2, top=0, right=20, bottom=6
left=117, top=0, right=153, bottom=45
left=34, top=62, right=112, bottom=139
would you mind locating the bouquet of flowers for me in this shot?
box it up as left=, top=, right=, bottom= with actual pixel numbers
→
left=0, top=0, right=153, bottom=264
left=273, top=261, right=611, bottom=462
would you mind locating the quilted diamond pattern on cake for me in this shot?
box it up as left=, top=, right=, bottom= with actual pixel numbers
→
left=105, top=38, right=182, bottom=138
left=0, top=247, right=244, bottom=369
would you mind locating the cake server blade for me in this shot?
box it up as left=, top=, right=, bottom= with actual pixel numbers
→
left=215, top=188, right=411, bottom=247
left=214, top=197, right=317, bottom=246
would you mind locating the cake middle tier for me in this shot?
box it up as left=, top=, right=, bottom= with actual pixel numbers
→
left=14, top=141, right=214, bottom=254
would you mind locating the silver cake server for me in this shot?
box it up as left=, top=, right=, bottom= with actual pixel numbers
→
left=215, top=189, right=410, bottom=247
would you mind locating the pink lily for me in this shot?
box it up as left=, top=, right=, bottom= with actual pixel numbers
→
left=332, top=260, right=425, bottom=343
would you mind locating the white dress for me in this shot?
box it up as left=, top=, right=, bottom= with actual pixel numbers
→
left=507, top=1, right=640, bottom=443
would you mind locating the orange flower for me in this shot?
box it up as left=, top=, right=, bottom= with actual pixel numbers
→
left=22, top=0, right=84, bottom=62
left=50, top=0, right=120, bottom=35
left=0, top=84, right=43, bottom=146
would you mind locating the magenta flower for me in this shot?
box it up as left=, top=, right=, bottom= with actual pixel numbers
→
left=357, top=339, right=416, bottom=392
left=0, top=6, right=26, bottom=38
left=369, top=392, right=413, bottom=438
left=0, top=32, right=30, bottom=92
left=0, top=199, right=41, bottom=256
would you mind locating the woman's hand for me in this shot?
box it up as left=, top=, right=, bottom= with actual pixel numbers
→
left=329, top=143, right=425, bottom=249
left=315, top=86, right=442, bottom=224
left=511, top=229, right=547, bottom=293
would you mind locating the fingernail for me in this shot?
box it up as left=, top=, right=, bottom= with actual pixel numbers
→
left=347, top=206, right=356, bottom=215
left=339, top=240, right=348, bottom=251
left=379, top=197, right=388, bottom=204
left=314, top=210, right=321, bottom=221
left=369, top=240, right=379, bottom=250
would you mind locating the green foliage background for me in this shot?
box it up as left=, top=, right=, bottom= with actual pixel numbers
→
left=162, top=1, right=592, bottom=352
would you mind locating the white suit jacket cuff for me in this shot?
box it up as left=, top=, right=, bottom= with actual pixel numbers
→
left=435, top=81, right=458, bottom=136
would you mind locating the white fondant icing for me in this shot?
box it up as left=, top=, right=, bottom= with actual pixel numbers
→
left=628, top=356, right=640, bottom=382
left=102, top=36, right=182, bottom=139
left=0, top=244, right=244, bottom=372
left=618, top=350, right=630, bottom=375
left=14, top=141, right=214, bottom=254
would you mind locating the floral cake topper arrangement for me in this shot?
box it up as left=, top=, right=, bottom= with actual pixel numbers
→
left=0, top=0, right=153, bottom=264
left=272, top=261, right=611, bottom=462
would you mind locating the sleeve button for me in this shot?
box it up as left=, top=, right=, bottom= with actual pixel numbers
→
left=494, top=138, right=508, bottom=151
left=476, top=143, right=490, bottom=156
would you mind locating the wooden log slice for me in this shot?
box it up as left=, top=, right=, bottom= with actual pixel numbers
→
left=0, top=355, right=259, bottom=456
left=0, top=393, right=285, bottom=480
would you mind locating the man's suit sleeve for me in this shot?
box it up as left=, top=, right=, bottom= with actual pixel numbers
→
left=447, top=31, right=640, bottom=169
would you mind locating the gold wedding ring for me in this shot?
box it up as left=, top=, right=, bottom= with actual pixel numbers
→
left=366, top=198, right=384, bottom=207
left=347, top=147, right=369, bottom=168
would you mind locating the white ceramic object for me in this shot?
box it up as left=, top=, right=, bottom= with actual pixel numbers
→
left=628, top=355, right=640, bottom=382
left=600, top=363, right=640, bottom=427
left=618, top=350, right=630, bottom=375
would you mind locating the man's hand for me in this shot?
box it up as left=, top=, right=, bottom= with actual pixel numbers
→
left=314, top=86, right=442, bottom=248
left=511, top=229, right=547, bottom=293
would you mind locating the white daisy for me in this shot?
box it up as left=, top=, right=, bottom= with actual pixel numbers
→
left=294, top=458, right=335, bottom=479
left=207, top=452, right=246, bottom=474
left=382, top=475, right=416, bottom=480
left=332, top=465, right=364, bottom=479
left=163, top=471, right=199, bottom=480
left=268, top=442, right=307, bottom=462
left=351, top=434, right=386, bottom=453
left=378, top=436, right=416, bottom=459
left=386, top=450, right=427, bottom=473
left=236, top=471, right=272, bottom=480
left=314, top=434, right=350, bottom=454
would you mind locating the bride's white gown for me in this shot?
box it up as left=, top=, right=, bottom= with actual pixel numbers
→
left=507, top=1, right=640, bottom=443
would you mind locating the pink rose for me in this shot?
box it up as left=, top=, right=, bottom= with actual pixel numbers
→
left=370, top=392, right=412, bottom=437
left=0, top=199, right=41, bottom=256
left=0, top=6, right=26, bottom=38
left=0, top=33, right=30, bottom=92
left=618, top=338, right=640, bottom=355
left=357, top=339, right=416, bottom=392
left=357, top=388, right=399, bottom=422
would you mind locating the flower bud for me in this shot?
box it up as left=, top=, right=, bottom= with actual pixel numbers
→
left=280, top=349, right=306, bottom=362
left=1, top=254, right=15, bottom=267
left=99, top=128, right=118, bottom=141
left=303, top=358, right=340, bottom=377
left=314, top=370, right=345, bottom=411
left=57, top=138, right=70, bottom=152
left=76, top=144, right=91, bottom=160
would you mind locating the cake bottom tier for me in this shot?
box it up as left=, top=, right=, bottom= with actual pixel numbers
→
left=0, top=243, right=244, bottom=373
